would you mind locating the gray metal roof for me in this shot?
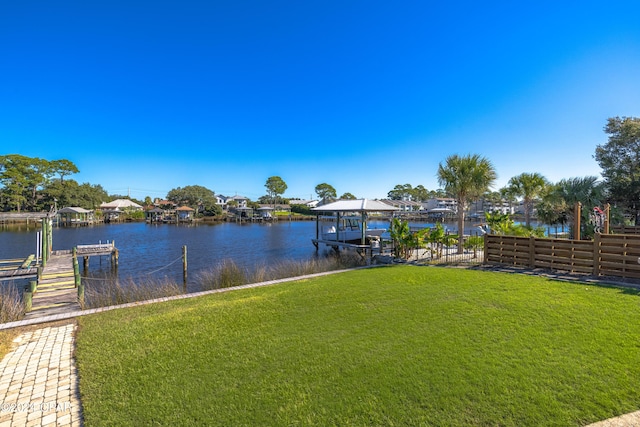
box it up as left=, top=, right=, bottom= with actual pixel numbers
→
left=312, top=199, right=399, bottom=212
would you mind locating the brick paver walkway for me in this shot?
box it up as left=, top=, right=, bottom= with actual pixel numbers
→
left=0, top=323, right=82, bottom=426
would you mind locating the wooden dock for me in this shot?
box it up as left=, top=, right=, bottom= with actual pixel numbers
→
left=22, top=243, right=118, bottom=319
left=0, top=256, right=37, bottom=279
left=24, top=252, right=79, bottom=318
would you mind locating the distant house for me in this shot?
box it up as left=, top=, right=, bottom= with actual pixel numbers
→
left=216, top=195, right=229, bottom=210
left=99, top=199, right=143, bottom=221
left=290, top=199, right=319, bottom=208
left=229, top=195, right=248, bottom=208
left=153, top=199, right=176, bottom=209
left=258, top=204, right=290, bottom=214
left=100, top=199, right=143, bottom=211
left=380, top=199, right=423, bottom=212
left=422, top=198, right=457, bottom=214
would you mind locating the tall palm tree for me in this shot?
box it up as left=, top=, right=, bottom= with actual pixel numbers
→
left=437, top=154, right=497, bottom=253
left=506, top=172, right=549, bottom=227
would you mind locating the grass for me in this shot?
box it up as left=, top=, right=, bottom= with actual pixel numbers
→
left=0, top=283, right=24, bottom=323
left=74, top=266, right=640, bottom=426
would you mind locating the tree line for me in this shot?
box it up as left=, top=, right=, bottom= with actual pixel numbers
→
left=1, top=116, right=638, bottom=228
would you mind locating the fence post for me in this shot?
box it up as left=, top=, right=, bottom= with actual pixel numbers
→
left=604, top=203, right=610, bottom=234
left=592, top=232, right=601, bottom=276
left=483, top=234, right=489, bottom=264
left=529, top=236, right=535, bottom=268
left=574, top=202, right=582, bottom=240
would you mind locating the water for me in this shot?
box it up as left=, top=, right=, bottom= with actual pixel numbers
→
left=0, top=218, right=568, bottom=288
left=1, top=221, right=357, bottom=288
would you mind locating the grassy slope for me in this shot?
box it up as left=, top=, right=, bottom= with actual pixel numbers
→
left=75, top=266, right=640, bottom=426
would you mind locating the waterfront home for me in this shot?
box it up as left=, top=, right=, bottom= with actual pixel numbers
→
left=422, top=198, right=457, bottom=214
left=100, top=199, right=143, bottom=211
left=153, top=199, right=176, bottom=209
left=218, top=195, right=249, bottom=211
left=229, top=195, right=248, bottom=208
left=290, top=199, right=319, bottom=208
left=216, top=195, right=228, bottom=210
left=100, top=199, right=143, bottom=222
left=380, top=199, right=423, bottom=212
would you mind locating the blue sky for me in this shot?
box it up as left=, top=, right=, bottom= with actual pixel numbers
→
left=2, top=1, right=640, bottom=201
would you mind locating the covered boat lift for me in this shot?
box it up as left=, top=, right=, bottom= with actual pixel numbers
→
left=311, top=199, right=399, bottom=251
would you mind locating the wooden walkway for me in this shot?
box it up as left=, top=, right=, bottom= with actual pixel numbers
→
left=24, top=252, right=80, bottom=318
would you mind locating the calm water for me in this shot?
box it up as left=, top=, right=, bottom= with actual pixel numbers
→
left=1, top=221, right=389, bottom=290
left=0, top=218, right=566, bottom=290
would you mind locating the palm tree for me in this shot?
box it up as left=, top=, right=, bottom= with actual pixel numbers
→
left=506, top=172, right=549, bottom=227
left=437, top=154, right=497, bottom=253
left=553, top=176, right=604, bottom=238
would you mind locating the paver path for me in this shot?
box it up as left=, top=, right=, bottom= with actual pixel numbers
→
left=0, top=323, right=82, bottom=426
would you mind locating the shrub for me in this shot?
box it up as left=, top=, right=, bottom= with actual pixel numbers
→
left=83, top=276, right=182, bottom=309
left=195, top=253, right=367, bottom=291
left=196, top=260, right=249, bottom=291
left=0, top=283, right=24, bottom=323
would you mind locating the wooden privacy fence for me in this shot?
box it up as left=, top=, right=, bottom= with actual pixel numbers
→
left=485, top=233, right=640, bottom=280
left=610, top=225, right=640, bottom=235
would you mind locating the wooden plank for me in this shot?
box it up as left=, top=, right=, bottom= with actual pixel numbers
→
left=599, top=269, right=640, bottom=279
left=24, top=252, right=80, bottom=319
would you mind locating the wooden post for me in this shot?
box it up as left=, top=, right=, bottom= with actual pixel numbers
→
left=41, top=219, right=48, bottom=267
left=483, top=233, right=488, bottom=264
left=182, top=245, right=188, bottom=293
left=574, top=202, right=582, bottom=240
left=73, top=255, right=80, bottom=288
left=604, top=203, right=610, bottom=234
left=529, top=236, right=535, bottom=268
left=47, top=217, right=53, bottom=258
left=24, top=287, right=32, bottom=312
left=29, top=280, right=37, bottom=293
left=313, top=214, right=320, bottom=251
left=593, top=232, right=601, bottom=276
left=83, top=256, right=89, bottom=271
left=77, top=281, right=84, bottom=306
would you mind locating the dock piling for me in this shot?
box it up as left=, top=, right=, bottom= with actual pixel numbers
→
left=24, top=287, right=32, bottom=312
left=182, top=245, right=188, bottom=293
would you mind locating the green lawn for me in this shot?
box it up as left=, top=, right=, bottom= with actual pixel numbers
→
left=75, top=266, right=640, bottom=426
